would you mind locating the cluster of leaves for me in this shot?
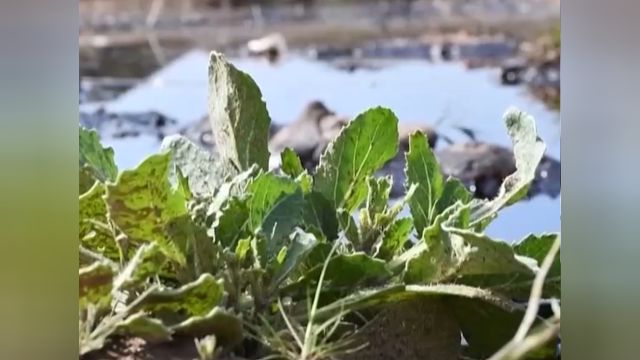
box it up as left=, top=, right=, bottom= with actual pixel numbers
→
left=79, top=52, right=560, bottom=359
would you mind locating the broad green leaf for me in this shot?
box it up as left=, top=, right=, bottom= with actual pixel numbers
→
left=434, top=177, right=472, bottom=215
left=447, top=228, right=536, bottom=278
left=208, top=52, right=270, bottom=172
left=447, top=296, right=529, bottom=359
left=398, top=202, right=470, bottom=280
left=313, top=283, right=519, bottom=321
left=293, top=253, right=391, bottom=290
left=270, top=230, right=318, bottom=290
left=374, top=217, right=413, bottom=260
left=247, top=173, right=305, bottom=258
left=80, top=167, right=96, bottom=195
left=79, top=183, right=119, bottom=260
left=165, top=213, right=218, bottom=279
left=79, top=127, right=118, bottom=188
left=290, top=242, right=333, bottom=278
left=115, top=313, right=173, bottom=343
left=280, top=147, right=304, bottom=178
left=450, top=297, right=556, bottom=359
left=405, top=131, right=444, bottom=236
left=212, top=196, right=250, bottom=248
left=171, top=307, right=243, bottom=347
left=301, top=191, right=339, bottom=241
left=135, top=274, right=224, bottom=319
left=402, top=205, right=468, bottom=284
left=260, top=191, right=306, bottom=258
left=79, top=262, right=114, bottom=309
left=105, top=153, right=187, bottom=264
left=210, top=165, right=259, bottom=213
left=313, top=107, right=399, bottom=211
left=402, top=209, right=536, bottom=294
left=470, top=109, right=546, bottom=227
left=444, top=229, right=537, bottom=298
left=113, top=243, right=167, bottom=291
left=247, top=172, right=298, bottom=230
left=514, top=233, right=561, bottom=297
left=337, top=209, right=359, bottom=245
left=166, top=183, right=217, bottom=282
left=513, top=233, right=560, bottom=267
left=160, top=134, right=224, bottom=197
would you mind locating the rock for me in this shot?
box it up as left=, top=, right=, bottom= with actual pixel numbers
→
left=247, top=33, right=287, bottom=64
left=500, top=57, right=528, bottom=85
left=308, top=45, right=355, bottom=60
left=80, top=108, right=178, bottom=141
left=531, top=155, right=561, bottom=198
left=436, top=142, right=560, bottom=199
left=181, top=115, right=215, bottom=148
left=436, top=142, right=516, bottom=199
left=269, top=100, right=338, bottom=169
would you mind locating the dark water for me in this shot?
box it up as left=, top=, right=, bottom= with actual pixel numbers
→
left=80, top=49, right=560, bottom=242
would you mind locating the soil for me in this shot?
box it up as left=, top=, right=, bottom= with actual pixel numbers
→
left=81, top=336, right=250, bottom=360
left=82, top=336, right=199, bottom=360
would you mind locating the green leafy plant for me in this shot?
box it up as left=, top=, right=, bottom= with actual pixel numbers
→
left=251, top=241, right=367, bottom=360
left=79, top=52, right=560, bottom=360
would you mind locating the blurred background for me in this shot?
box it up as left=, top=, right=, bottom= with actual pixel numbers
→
left=78, top=0, right=560, bottom=241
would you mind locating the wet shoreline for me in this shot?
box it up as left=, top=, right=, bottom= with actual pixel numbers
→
left=79, top=50, right=559, bottom=240
left=78, top=0, right=560, bottom=240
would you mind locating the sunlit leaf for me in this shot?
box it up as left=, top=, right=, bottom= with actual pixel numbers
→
left=115, top=313, right=173, bottom=343
left=79, top=183, right=119, bottom=260
left=135, top=274, right=225, bottom=320
left=314, top=107, right=398, bottom=211
left=271, top=230, right=318, bottom=290
left=208, top=52, right=271, bottom=172
left=79, top=262, right=114, bottom=309
left=160, top=134, right=225, bottom=197
left=469, top=109, right=546, bottom=227
left=405, top=131, right=444, bottom=236
left=513, top=233, right=561, bottom=297
left=113, top=243, right=167, bottom=291
left=171, top=307, right=243, bottom=348
left=105, top=153, right=187, bottom=264
left=280, top=147, right=305, bottom=178
left=79, top=127, right=118, bottom=192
